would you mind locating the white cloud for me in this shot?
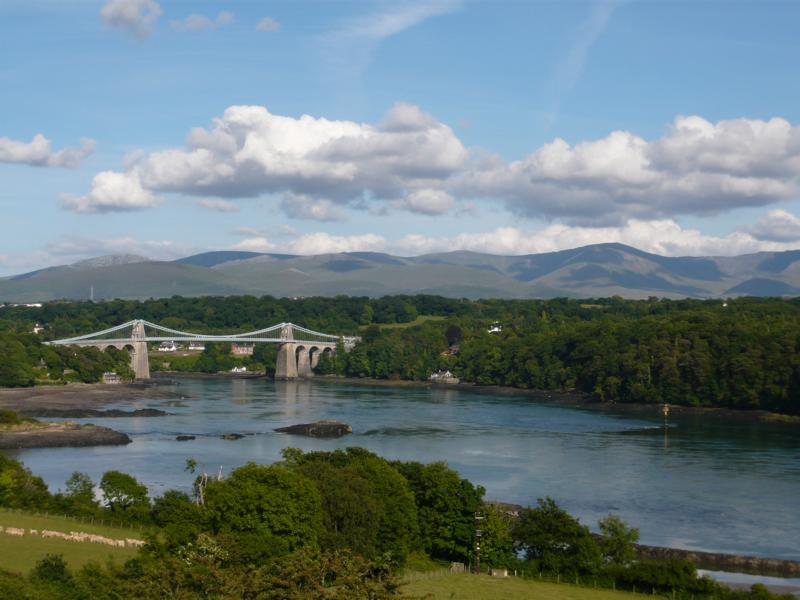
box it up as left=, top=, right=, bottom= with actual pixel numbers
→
left=196, top=198, right=239, bottom=213
left=74, top=102, right=466, bottom=212
left=249, top=219, right=800, bottom=258
left=748, top=209, right=800, bottom=242
left=0, top=134, right=95, bottom=168
left=280, top=193, right=345, bottom=222
left=397, top=189, right=454, bottom=215
left=456, top=115, right=800, bottom=224
left=256, top=17, right=280, bottom=32
left=61, top=171, right=162, bottom=213
left=68, top=105, right=800, bottom=225
left=171, top=11, right=234, bottom=32
left=100, top=0, right=162, bottom=39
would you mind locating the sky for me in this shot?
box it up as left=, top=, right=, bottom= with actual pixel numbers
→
left=2, top=0, right=800, bottom=275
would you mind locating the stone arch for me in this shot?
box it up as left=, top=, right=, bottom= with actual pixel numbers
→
left=295, top=345, right=313, bottom=378
left=308, top=346, right=321, bottom=369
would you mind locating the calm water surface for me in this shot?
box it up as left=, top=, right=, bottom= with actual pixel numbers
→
left=11, top=379, right=800, bottom=561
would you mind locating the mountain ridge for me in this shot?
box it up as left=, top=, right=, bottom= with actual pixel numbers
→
left=2, top=243, right=799, bottom=302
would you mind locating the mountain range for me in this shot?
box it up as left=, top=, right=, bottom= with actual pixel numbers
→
left=2, top=243, right=800, bottom=302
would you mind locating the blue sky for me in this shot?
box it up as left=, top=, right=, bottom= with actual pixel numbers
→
left=2, top=0, right=800, bottom=274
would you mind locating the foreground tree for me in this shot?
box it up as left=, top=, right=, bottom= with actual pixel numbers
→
left=514, top=497, right=602, bottom=575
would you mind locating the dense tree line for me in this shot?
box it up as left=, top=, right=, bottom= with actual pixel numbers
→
left=4, top=295, right=800, bottom=412
left=0, top=327, right=133, bottom=387
left=316, top=298, right=800, bottom=414
left=0, top=450, right=792, bottom=599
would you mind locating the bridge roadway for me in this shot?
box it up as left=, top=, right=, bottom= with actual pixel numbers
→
left=46, top=320, right=358, bottom=380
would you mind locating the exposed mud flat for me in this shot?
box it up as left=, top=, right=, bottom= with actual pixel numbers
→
left=0, top=383, right=181, bottom=414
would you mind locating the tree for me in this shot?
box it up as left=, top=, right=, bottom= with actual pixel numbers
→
left=99, top=470, right=149, bottom=516
left=513, top=497, right=602, bottom=575
left=204, top=463, right=324, bottom=562
left=598, top=514, right=639, bottom=566
left=393, top=461, right=483, bottom=562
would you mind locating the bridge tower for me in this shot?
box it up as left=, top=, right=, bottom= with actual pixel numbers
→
left=130, top=320, right=150, bottom=380
left=275, top=324, right=298, bottom=380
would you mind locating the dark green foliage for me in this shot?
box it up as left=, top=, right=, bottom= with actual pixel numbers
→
left=6, top=294, right=800, bottom=412
left=30, top=554, right=71, bottom=584
left=99, top=470, right=149, bottom=522
left=204, top=463, right=324, bottom=563
left=150, top=490, right=202, bottom=549
left=598, top=514, right=639, bottom=566
left=0, top=455, right=52, bottom=510
left=514, top=497, right=603, bottom=575
left=283, top=448, right=419, bottom=563
left=393, top=461, right=484, bottom=562
left=478, top=504, right=517, bottom=568
left=606, top=558, right=718, bottom=595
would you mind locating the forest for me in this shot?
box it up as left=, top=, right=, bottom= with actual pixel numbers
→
left=2, top=294, right=800, bottom=413
left=0, top=448, right=792, bottom=599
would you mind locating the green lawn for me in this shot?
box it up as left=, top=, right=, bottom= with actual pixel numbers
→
left=0, top=509, right=142, bottom=574
left=362, top=315, right=446, bottom=330
left=403, top=572, right=651, bottom=600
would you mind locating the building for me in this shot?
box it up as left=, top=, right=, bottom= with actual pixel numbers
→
left=102, top=372, right=122, bottom=384
left=429, top=370, right=459, bottom=384
left=158, top=341, right=177, bottom=352
left=231, top=343, right=254, bottom=356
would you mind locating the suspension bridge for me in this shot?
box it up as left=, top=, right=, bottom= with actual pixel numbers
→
left=46, top=320, right=360, bottom=380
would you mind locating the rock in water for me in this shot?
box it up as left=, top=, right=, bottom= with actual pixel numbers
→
left=275, top=420, right=352, bottom=438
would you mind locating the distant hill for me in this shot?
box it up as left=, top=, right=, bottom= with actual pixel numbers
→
left=2, top=243, right=800, bottom=302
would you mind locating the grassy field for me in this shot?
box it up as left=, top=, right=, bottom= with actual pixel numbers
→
left=0, top=509, right=142, bottom=574
left=403, top=572, right=650, bottom=600
left=362, top=315, right=446, bottom=330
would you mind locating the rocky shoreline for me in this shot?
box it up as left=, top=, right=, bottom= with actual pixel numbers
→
left=0, top=423, right=131, bottom=449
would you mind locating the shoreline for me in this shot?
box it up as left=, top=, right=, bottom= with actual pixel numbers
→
left=0, top=422, right=131, bottom=449
left=1, top=375, right=798, bottom=575
left=4, top=374, right=797, bottom=424
left=309, top=376, right=800, bottom=425
left=0, top=382, right=183, bottom=414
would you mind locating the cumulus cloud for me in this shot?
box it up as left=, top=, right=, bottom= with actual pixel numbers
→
left=748, top=209, right=800, bottom=242
left=280, top=194, right=345, bottom=222
left=397, top=189, right=454, bottom=215
left=0, top=135, right=95, bottom=168
left=196, top=198, right=239, bottom=212
left=61, top=171, right=162, bottom=213
left=455, top=115, right=800, bottom=224
left=171, top=11, right=234, bottom=32
left=256, top=17, right=280, bottom=32
left=67, top=105, right=800, bottom=223
left=100, top=0, right=162, bottom=39
left=70, top=102, right=466, bottom=213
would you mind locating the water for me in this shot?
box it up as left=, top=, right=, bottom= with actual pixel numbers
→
left=9, top=378, right=800, bottom=561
